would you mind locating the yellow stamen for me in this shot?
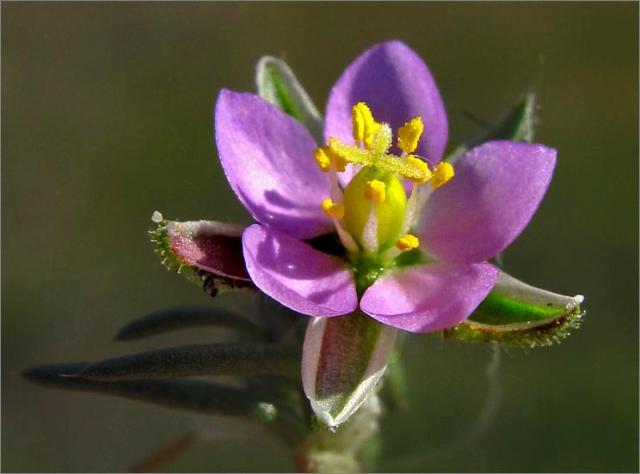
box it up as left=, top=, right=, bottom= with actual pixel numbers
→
left=352, top=102, right=381, bottom=149
left=396, top=233, right=420, bottom=252
left=330, top=148, right=347, bottom=173
left=314, top=147, right=332, bottom=172
left=397, top=117, right=424, bottom=153
left=321, top=198, right=345, bottom=219
left=328, top=137, right=431, bottom=183
left=431, top=162, right=455, bottom=189
left=404, top=156, right=432, bottom=184
left=314, top=146, right=347, bottom=173
left=364, top=179, right=386, bottom=203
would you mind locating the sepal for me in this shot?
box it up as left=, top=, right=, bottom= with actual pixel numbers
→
left=444, top=271, right=584, bottom=348
left=446, top=93, right=537, bottom=163
left=149, top=212, right=255, bottom=296
left=301, top=312, right=397, bottom=428
left=256, top=56, right=324, bottom=143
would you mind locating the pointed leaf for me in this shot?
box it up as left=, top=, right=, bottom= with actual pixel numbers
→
left=149, top=212, right=255, bottom=296
left=302, top=312, right=397, bottom=428
left=256, top=56, right=323, bottom=143
left=23, top=363, right=281, bottom=419
left=77, top=342, right=300, bottom=381
left=447, top=93, right=538, bottom=163
left=115, top=306, right=263, bottom=341
left=443, top=271, right=584, bottom=348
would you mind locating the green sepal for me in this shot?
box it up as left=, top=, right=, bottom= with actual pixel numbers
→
left=75, top=342, right=300, bottom=381
left=302, top=312, right=397, bottom=428
left=477, top=92, right=537, bottom=144
left=256, top=56, right=324, bottom=143
left=446, top=93, right=537, bottom=163
left=443, top=271, right=584, bottom=348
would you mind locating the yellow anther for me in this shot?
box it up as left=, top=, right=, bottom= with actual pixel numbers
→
left=396, top=234, right=420, bottom=252
left=397, top=116, right=424, bottom=153
left=314, top=147, right=332, bottom=172
left=321, top=199, right=345, bottom=219
left=352, top=102, right=381, bottom=149
left=431, top=162, right=455, bottom=189
left=404, top=156, right=432, bottom=184
left=314, top=146, right=347, bottom=173
left=364, top=179, right=386, bottom=203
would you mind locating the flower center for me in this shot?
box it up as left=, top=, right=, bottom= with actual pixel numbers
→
left=314, top=102, right=454, bottom=263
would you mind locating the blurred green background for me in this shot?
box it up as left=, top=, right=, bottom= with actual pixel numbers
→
left=2, top=2, right=638, bottom=472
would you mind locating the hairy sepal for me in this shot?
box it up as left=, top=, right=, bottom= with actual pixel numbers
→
left=150, top=212, right=255, bottom=296
left=444, top=271, right=584, bottom=348
left=302, top=312, right=397, bottom=428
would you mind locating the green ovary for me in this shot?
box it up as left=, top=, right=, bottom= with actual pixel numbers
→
left=342, top=167, right=407, bottom=252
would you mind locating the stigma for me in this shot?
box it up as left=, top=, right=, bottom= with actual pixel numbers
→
left=313, top=102, right=455, bottom=257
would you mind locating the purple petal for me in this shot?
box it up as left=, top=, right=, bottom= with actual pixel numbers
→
left=421, top=141, right=556, bottom=264
left=325, top=40, right=448, bottom=164
left=215, top=90, right=332, bottom=240
left=242, top=224, right=358, bottom=317
left=166, top=219, right=251, bottom=281
left=360, top=262, right=498, bottom=333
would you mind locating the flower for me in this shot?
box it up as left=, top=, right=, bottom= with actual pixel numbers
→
left=214, top=40, right=556, bottom=333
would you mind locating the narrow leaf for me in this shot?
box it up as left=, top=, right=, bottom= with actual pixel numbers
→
left=302, top=312, right=397, bottom=428
left=23, top=362, right=277, bottom=419
left=256, top=56, right=324, bottom=143
left=443, top=271, right=584, bottom=348
left=447, top=93, right=538, bottom=164
left=149, top=212, right=255, bottom=296
left=77, top=342, right=300, bottom=381
left=115, top=306, right=263, bottom=341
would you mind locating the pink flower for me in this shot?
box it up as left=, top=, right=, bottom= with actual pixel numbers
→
left=213, top=40, right=556, bottom=333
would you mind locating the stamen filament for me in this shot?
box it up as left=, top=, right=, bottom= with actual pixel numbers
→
left=361, top=203, right=379, bottom=254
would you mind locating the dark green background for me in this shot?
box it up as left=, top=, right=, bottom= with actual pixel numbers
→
left=2, top=2, right=638, bottom=472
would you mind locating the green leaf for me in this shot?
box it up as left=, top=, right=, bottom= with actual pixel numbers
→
left=302, top=312, right=397, bottom=428
left=443, top=271, right=584, bottom=348
left=256, top=56, right=323, bottom=143
left=23, top=362, right=282, bottom=420
left=76, top=342, right=300, bottom=381
left=115, top=306, right=263, bottom=341
left=149, top=212, right=255, bottom=297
